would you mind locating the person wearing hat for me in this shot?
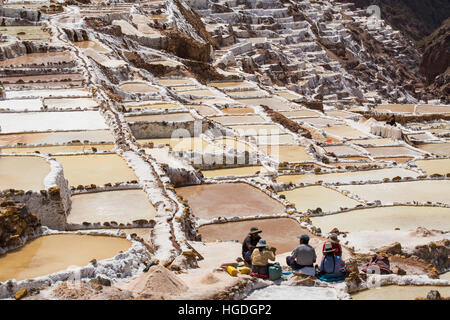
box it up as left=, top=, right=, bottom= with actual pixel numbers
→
left=318, top=242, right=346, bottom=278
left=250, top=239, right=276, bottom=278
left=322, top=233, right=342, bottom=257
left=242, top=227, right=262, bottom=264
left=286, top=234, right=317, bottom=271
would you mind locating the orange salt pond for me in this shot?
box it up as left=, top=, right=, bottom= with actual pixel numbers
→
left=53, top=154, right=137, bottom=187
left=0, top=156, right=49, bottom=191
left=0, top=234, right=131, bottom=282
left=176, top=183, right=285, bottom=219
left=279, top=186, right=362, bottom=212
left=69, top=190, right=156, bottom=224
left=222, top=107, right=255, bottom=114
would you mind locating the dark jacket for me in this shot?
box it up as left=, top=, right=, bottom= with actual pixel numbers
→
left=242, top=234, right=261, bottom=255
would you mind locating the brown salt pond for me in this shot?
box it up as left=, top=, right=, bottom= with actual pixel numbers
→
left=221, top=107, right=255, bottom=114
left=176, top=183, right=285, bottom=219
left=120, top=82, right=158, bottom=93
left=0, top=26, right=50, bottom=40
left=279, top=186, right=362, bottom=213
left=351, top=285, right=450, bottom=300
left=53, top=154, right=138, bottom=187
left=214, top=138, right=257, bottom=152
left=229, top=124, right=286, bottom=136
left=125, top=103, right=180, bottom=110
left=74, top=40, right=110, bottom=53
left=260, top=145, right=312, bottom=162
left=1, top=144, right=114, bottom=155
left=186, top=104, right=218, bottom=116
left=280, top=110, right=322, bottom=118
left=374, top=104, right=415, bottom=114
left=310, top=206, right=450, bottom=233
left=375, top=157, right=413, bottom=164
left=0, top=234, right=131, bottom=282
left=415, top=159, right=450, bottom=175
left=126, top=113, right=194, bottom=122
left=201, top=166, right=267, bottom=178
left=253, top=134, right=297, bottom=145
left=0, top=130, right=115, bottom=147
left=180, top=89, right=221, bottom=97
left=0, top=156, right=49, bottom=191
left=276, top=168, right=419, bottom=185
left=69, top=190, right=156, bottom=224
left=198, top=218, right=312, bottom=254
left=417, top=143, right=450, bottom=156
left=157, top=78, right=196, bottom=86
left=340, top=180, right=450, bottom=204
left=325, top=110, right=360, bottom=119
left=208, top=81, right=254, bottom=89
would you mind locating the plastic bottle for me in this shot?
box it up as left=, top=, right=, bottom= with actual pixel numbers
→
left=227, top=266, right=238, bottom=276
left=239, top=267, right=251, bottom=274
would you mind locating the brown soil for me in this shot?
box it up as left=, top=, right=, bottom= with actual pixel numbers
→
left=163, top=29, right=212, bottom=62
left=261, top=105, right=312, bottom=139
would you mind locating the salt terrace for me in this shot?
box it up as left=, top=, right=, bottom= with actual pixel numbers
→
left=0, top=0, right=449, bottom=302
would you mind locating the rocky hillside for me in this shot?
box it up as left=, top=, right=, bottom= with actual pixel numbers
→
left=342, top=0, right=450, bottom=43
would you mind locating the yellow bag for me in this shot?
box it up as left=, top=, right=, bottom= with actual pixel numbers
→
left=227, top=266, right=238, bottom=276
left=239, top=267, right=251, bottom=274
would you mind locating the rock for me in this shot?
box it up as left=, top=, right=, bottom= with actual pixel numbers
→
left=376, top=242, right=402, bottom=255
left=394, top=266, right=407, bottom=275
left=169, top=253, right=198, bottom=271
left=89, top=279, right=103, bottom=291
left=426, top=290, right=442, bottom=300
left=14, top=288, right=27, bottom=300
left=96, top=276, right=111, bottom=286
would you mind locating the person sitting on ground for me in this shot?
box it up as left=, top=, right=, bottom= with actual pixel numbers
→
left=242, top=227, right=262, bottom=265
left=362, top=254, right=392, bottom=275
left=250, top=239, right=276, bottom=279
left=286, top=234, right=317, bottom=274
left=317, top=242, right=346, bottom=281
left=322, top=233, right=342, bottom=257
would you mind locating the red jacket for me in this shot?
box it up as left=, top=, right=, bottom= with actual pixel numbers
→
left=322, top=241, right=342, bottom=257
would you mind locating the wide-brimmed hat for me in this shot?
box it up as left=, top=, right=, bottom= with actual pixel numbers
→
left=256, top=239, right=267, bottom=248
left=297, top=234, right=310, bottom=242
left=323, top=242, right=335, bottom=253
left=328, top=233, right=340, bottom=243
left=249, top=227, right=262, bottom=234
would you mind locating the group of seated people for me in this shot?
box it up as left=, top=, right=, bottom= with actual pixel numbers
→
left=242, top=227, right=348, bottom=281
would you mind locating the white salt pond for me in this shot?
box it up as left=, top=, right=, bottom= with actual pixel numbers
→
left=1, top=144, right=114, bottom=154
left=0, top=99, right=43, bottom=111
left=0, top=130, right=115, bottom=146
left=140, top=137, right=223, bottom=153
left=69, top=189, right=156, bottom=224
left=4, top=88, right=91, bottom=99
left=44, top=98, right=99, bottom=109
left=246, top=285, right=339, bottom=300
left=417, top=143, right=450, bottom=156
left=276, top=168, right=420, bottom=185
left=74, top=40, right=110, bottom=53
left=126, top=113, right=194, bottom=122
left=310, top=206, right=450, bottom=233
left=0, top=156, right=49, bottom=191
left=339, top=180, right=450, bottom=204
left=0, top=234, right=131, bottom=282
left=53, top=154, right=138, bottom=187
left=0, top=111, right=108, bottom=133
left=351, top=285, right=450, bottom=300
left=279, top=186, right=362, bottom=213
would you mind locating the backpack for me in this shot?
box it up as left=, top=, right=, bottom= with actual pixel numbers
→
left=269, top=264, right=282, bottom=281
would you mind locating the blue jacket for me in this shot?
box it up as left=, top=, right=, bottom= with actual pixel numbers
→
left=319, top=255, right=345, bottom=276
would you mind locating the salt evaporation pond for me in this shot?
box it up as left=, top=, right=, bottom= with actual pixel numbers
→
left=210, top=115, right=266, bottom=125
left=323, top=126, right=370, bottom=139
left=0, top=130, right=115, bottom=146
left=69, top=190, right=156, bottom=224
left=0, top=156, right=49, bottom=191
left=198, top=218, right=314, bottom=254
left=253, top=134, right=297, bottom=145
left=221, top=107, right=255, bottom=114
left=126, top=113, right=194, bottom=122
left=261, top=145, right=312, bottom=162
left=176, top=183, right=285, bottom=219
left=201, top=166, right=267, bottom=178
left=276, top=168, right=419, bottom=185
left=140, top=137, right=223, bottom=153
left=246, top=285, right=339, bottom=300
left=4, top=88, right=91, bottom=99
left=310, top=206, right=450, bottom=234
left=0, top=234, right=131, bottom=282
left=340, top=180, right=450, bottom=204
left=352, top=285, right=450, bottom=300
left=279, top=186, right=362, bottom=213
left=74, top=40, right=110, bottom=53
left=365, top=146, right=423, bottom=158
left=1, top=144, right=114, bottom=154
left=0, top=99, right=43, bottom=111
left=0, top=112, right=108, bottom=133
left=415, top=159, right=450, bottom=175
left=236, top=97, right=292, bottom=111
left=417, top=143, right=450, bottom=156
left=120, top=82, right=158, bottom=93
left=0, top=52, right=73, bottom=67
left=53, top=154, right=137, bottom=187
left=280, top=110, right=322, bottom=118
left=44, top=98, right=99, bottom=109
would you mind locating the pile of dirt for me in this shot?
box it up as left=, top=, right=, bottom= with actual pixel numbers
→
left=126, top=265, right=189, bottom=298
left=51, top=280, right=132, bottom=300
left=0, top=198, right=40, bottom=249
left=199, top=272, right=220, bottom=285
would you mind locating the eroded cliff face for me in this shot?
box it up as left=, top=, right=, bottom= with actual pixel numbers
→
left=0, top=198, right=41, bottom=253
